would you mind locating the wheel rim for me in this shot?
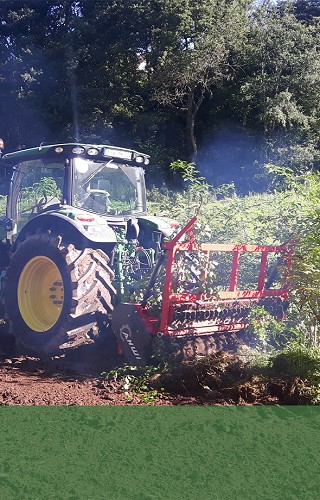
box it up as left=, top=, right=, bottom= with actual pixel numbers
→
left=18, top=256, right=64, bottom=332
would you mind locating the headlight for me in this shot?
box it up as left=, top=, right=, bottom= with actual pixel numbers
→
left=72, top=146, right=85, bottom=154
left=87, top=147, right=99, bottom=156
left=135, top=155, right=144, bottom=164
left=55, top=147, right=64, bottom=153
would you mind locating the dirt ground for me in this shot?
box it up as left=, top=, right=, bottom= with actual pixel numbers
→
left=0, top=334, right=314, bottom=406
left=0, top=343, right=202, bottom=406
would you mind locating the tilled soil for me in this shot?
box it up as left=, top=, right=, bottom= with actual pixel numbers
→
left=0, top=353, right=201, bottom=406
left=0, top=337, right=202, bottom=405
left=0, top=339, right=315, bottom=406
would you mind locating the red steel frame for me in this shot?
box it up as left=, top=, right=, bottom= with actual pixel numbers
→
left=159, top=216, right=293, bottom=336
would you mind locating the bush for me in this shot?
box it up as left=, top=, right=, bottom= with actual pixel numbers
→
left=271, top=344, right=320, bottom=382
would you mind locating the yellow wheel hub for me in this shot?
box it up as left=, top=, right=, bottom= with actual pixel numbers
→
left=18, top=256, right=64, bottom=332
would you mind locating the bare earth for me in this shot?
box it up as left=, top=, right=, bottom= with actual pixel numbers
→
left=0, top=353, right=200, bottom=406
left=0, top=336, right=313, bottom=406
left=0, top=337, right=200, bottom=405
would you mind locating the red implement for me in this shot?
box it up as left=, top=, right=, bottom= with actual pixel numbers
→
left=159, top=216, right=293, bottom=337
left=112, top=217, right=293, bottom=365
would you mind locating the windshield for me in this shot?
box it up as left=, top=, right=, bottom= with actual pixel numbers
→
left=8, top=159, right=64, bottom=232
left=73, top=158, right=147, bottom=215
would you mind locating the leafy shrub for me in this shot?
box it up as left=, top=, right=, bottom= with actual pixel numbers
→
left=270, top=344, right=320, bottom=383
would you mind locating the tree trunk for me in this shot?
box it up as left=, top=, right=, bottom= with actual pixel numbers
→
left=310, top=322, right=318, bottom=347
left=186, top=91, right=204, bottom=158
left=186, top=93, right=197, bottom=157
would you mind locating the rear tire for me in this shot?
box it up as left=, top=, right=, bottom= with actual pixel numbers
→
left=4, top=231, right=116, bottom=355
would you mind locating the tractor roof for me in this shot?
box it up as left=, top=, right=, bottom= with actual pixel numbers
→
left=2, top=143, right=150, bottom=166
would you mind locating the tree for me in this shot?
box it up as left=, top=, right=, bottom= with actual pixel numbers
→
left=0, top=1, right=83, bottom=148
left=139, top=0, right=253, bottom=157
left=291, top=0, right=320, bottom=23
left=234, top=3, right=320, bottom=134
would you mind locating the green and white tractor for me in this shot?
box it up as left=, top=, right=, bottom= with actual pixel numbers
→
left=0, top=142, right=177, bottom=356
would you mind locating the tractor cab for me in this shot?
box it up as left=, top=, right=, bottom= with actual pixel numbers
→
left=1, top=143, right=150, bottom=242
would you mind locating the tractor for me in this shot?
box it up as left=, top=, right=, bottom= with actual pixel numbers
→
left=0, top=142, right=292, bottom=364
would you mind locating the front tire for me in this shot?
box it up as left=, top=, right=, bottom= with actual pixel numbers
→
left=4, top=231, right=116, bottom=355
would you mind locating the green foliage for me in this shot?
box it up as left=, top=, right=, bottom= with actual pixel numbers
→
left=271, top=344, right=320, bottom=384
left=170, top=160, right=207, bottom=187
left=20, top=177, right=61, bottom=212
left=247, top=306, right=287, bottom=351
left=0, top=0, right=320, bottom=183
left=261, top=169, right=320, bottom=346
left=1, top=0, right=320, bottom=180
left=148, top=0, right=253, bottom=153
left=234, top=4, right=320, bottom=134
left=153, top=160, right=236, bottom=234
left=102, top=348, right=320, bottom=404
left=150, top=170, right=316, bottom=245
left=148, top=167, right=320, bottom=353
left=34, top=177, right=61, bottom=198
left=103, top=365, right=163, bottom=405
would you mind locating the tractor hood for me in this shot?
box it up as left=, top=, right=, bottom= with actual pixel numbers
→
left=51, top=207, right=117, bottom=242
left=137, top=215, right=179, bottom=238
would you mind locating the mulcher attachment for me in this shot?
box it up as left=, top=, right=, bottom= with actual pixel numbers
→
left=112, top=303, right=155, bottom=366
left=112, top=216, right=293, bottom=364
